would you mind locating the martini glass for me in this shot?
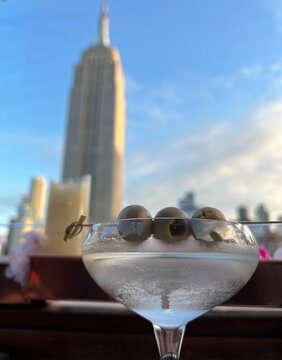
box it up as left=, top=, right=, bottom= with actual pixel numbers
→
left=82, top=218, right=258, bottom=359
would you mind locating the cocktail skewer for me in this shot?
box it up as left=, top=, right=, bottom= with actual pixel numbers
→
left=64, top=217, right=282, bottom=241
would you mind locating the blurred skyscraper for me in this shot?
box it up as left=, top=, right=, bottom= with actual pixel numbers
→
left=237, top=206, right=250, bottom=221
left=28, top=176, right=47, bottom=223
left=5, top=198, right=35, bottom=254
left=62, top=0, right=125, bottom=223
left=255, top=203, right=269, bottom=221
left=179, top=192, right=198, bottom=216
left=5, top=176, right=46, bottom=254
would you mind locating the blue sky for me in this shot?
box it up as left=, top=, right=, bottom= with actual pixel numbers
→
left=1, top=0, right=282, bottom=223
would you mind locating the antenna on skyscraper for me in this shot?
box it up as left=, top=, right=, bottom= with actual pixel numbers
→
left=102, top=0, right=108, bottom=15
left=96, top=0, right=110, bottom=46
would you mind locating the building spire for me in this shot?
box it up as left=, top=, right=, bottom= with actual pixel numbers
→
left=96, top=0, right=110, bottom=46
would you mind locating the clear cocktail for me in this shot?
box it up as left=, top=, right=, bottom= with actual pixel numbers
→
left=82, top=217, right=258, bottom=359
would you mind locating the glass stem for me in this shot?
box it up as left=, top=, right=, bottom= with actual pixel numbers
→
left=153, top=324, right=186, bottom=360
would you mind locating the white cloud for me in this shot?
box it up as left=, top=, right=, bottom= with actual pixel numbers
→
left=125, top=74, right=143, bottom=93
left=126, top=78, right=188, bottom=129
left=211, top=62, right=282, bottom=91
left=239, top=65, right=263, bottom=79
left=124, top=97, right=282, bottom=220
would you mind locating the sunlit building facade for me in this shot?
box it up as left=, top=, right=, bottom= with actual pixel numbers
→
left=62, top=0, right=125, bottom=223
left=28, top=176, right=47, bottom=223
left=44, top=175, right=91, bottom=255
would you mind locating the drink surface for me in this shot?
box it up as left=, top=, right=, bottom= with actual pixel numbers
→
left=83, top=251, right=258, bottom=328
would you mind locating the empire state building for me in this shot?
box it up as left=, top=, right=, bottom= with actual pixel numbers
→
left=62, top=0, right=125, bottom=223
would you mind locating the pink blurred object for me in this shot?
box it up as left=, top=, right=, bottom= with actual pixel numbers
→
left=259, top=245, right=271, bottom=260
left=5, top=231, right=44, bottom=285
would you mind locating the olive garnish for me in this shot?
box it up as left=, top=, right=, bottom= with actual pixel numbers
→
left=153, top=207, right=189, bottom=242
left=192, top=206, right=226, bottom=221
left=190, top=206, right=226, bottom=243
left=117, top=205, right=152, bottom=241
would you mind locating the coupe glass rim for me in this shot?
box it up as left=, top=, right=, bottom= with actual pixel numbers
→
left=91, top=218, right=242, bottom=228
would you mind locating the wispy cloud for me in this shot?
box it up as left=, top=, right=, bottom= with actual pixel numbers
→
left=214, top=64, right=264, bottom=88
left=264, top=0, right=282, bottom=33
left=126, top=76, right=187, bottom=126
left=125, top=74, right=143, bottom=93
left=211, top=62, right=282, bottom=90
left=0, top=131, right=63, bottom=171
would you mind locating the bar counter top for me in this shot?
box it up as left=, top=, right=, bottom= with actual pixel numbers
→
left=0, top=301, right=282, bottom=359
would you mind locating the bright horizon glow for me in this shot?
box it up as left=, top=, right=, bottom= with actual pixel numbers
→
left=1, top=0, right=282, bottom=224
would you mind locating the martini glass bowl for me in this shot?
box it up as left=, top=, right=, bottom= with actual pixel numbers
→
left=82, top=218, right=259, bottom=359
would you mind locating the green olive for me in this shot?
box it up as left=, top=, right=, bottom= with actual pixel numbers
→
left=192, top=207, right=226, bottom=221
left=117, top=205, right=152, bottom=241
left=153, top=207, right=189, bottom=241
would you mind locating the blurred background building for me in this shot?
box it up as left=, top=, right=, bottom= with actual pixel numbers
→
left=237, top=206, right=251, bottom=222
left=255, top=204, right=269, bottom=222
left=4, top=176, right=46, bottom=254
left=62, top=0, right=125, bottom=223
left=179, top=192, right=198, bottom=216
left=44, top=175, right=91, bottom=255
left=28, top=176, right=47, bottom=223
